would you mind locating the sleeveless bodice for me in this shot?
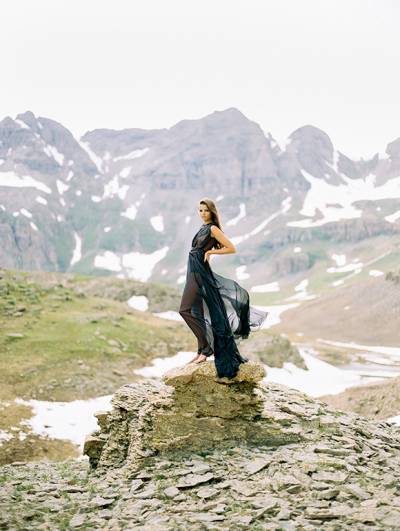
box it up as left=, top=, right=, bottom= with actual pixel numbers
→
left=190, top=223, right=218, bottom=254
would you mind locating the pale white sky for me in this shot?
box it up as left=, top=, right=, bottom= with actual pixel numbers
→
left=1, top=0, right=399, bottom=159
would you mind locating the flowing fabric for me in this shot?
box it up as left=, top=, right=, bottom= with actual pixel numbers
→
left=179, top=222, right=268, bottom=379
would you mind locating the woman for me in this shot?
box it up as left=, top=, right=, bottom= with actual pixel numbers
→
left=179, top=198, right=268, bottom=379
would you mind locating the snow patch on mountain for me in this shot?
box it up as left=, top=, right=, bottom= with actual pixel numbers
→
left=150, top=215, right=164, bottom=232
left=94, top=251, right=121, bottom=272
left=236, top=265, right=250, bottom=280
left=114, top=148, right=149, bottom=161
left=121, top=193, right=146, bottom=220
left=43, top=144, right=65, bottom=166
left=232, top=198, right=290, bottom=245
left=251, top=281, right=280, bottom=293
left=331, top=253, right=346, bottom=267
left=56, top=179, right=69, bottom=195
left=15, top=119, right=30, bottom=129
left=121, top=205, right=137, bottom=220
left=70, top=233, right=82, bottom=266
left=36, top=196, right=47, bottom=205
left=121, top=247, right=169, bottom=281
left=0, top=171, right=51, bottom=194
left=119, top=167, right=131, bottom=179
left=94, top=245, right=169, bottom=282
left=327, top=262, right=363, bottom=273
left=369, top=269, right=384, bottom=277
left=20, top=208, right=32, bottom=218
left=226, top=203, right=246, bottom=226
left=103, top=176, right=129, bottom=200
left=288, top=169, right=400, bottom=228
left=385, top=210, right=400, bottom=223
left=281, top=196, right=292, bottom=213
left=318, top=339, right=400, bottom=357
left=127, top=295, right=149, bottom=311
left=285, top=278, right=317, bottom=301
left=78, top=140, right=104, bottom=173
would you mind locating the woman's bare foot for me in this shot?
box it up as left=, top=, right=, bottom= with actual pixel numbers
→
left=193, top=354, right=207, bottom=363
left=186, top=354, right=201, bottom=365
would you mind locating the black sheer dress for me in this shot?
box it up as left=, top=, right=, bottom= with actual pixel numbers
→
left=179, top=222, right=269, bottom=379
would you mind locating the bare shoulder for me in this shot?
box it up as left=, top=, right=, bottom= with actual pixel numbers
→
left=210, top=224, right=236, bottom=251
left=210, top=224, right=222, bottom=236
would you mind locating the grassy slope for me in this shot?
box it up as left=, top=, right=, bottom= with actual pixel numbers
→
left=0, top=269, right=192, bottom=402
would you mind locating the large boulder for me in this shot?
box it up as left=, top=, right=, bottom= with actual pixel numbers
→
left=84, top=360, right=400, bottom=477
left=85, top=361, right=303, bottom=471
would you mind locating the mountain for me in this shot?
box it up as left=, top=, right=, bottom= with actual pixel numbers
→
left=1, top=107, right=400, bottom=295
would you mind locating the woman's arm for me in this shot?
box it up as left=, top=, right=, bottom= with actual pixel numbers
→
left=209, top=225, right=236, bottom=255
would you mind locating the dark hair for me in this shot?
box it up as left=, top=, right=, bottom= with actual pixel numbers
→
left=199, top=198, right=223, bottom=249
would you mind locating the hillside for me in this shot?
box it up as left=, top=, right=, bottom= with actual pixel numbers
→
left=0, top=268, right=187, bottom=403
left=273, top=267, right=400, bottom=346
left=319, top=375, right=400, bottom=421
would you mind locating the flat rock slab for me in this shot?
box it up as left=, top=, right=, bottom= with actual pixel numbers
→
left=176, top=472, right=214, bottom=488
left=163, top=360, right=266, bottom=387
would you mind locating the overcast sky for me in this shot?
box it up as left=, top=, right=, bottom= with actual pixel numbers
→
left=1, top=0, right=399, bottom=159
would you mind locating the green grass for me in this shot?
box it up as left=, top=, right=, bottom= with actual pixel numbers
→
left=0, top=269, right=192, bottom=402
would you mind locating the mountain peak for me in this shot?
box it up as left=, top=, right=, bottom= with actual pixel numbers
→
left=205, top=107, right=256, bottom=126
left=170, top=107, right=264, bottom=139
left=287, top=124, right=334, bottom=161
left=289, top=124, right=332, bottom=145
left=15, top=110, right=37, bottom=128
left=386, top=136, right=400, bottom=160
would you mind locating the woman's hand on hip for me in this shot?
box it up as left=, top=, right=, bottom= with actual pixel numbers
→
left=204, top=250, right=212, bottom=263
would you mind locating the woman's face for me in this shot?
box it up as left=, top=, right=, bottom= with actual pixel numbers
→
left=198, top=203, right=212, bottom=223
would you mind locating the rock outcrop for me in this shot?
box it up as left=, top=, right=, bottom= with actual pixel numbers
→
left=84, top=361, right=308, bottom=472
left=84, top=359, right=400, bottom=467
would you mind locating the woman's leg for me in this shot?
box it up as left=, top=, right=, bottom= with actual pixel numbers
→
left=179, top=274, right=213, bottom=357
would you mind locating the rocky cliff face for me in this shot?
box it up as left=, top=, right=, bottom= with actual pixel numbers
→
left=1, top=108, right=400, bottom=286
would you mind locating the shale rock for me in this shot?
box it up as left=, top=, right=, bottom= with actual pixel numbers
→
left=84, top=361, right=311, bottom=471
